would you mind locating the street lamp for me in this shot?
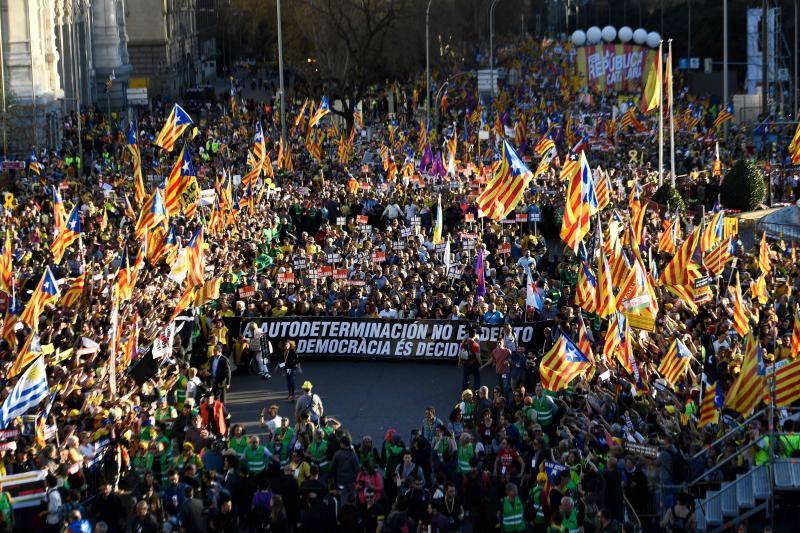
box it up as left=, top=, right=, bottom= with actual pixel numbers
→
left=426, top=0, right=433, bottom=132
left=277, top=0, right=287, bottom=146
left=489, top=0, right=500, bottom=102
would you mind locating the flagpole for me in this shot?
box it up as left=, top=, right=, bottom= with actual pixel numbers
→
left=658, top=41, right=664, bottom=187
left=668, top=40, right=676, bottom=187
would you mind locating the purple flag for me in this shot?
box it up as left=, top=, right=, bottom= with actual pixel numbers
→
left=475, top=247, right=486, bottom=298
left=431, top=152, right=446, bottom=177
left=420, top=143, right=433, bottom=171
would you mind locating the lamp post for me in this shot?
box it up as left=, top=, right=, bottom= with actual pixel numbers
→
left=489, top=0, right=500, bottom=102
left=0, top=5, right=7, bottom=158
left=723, top=0, right=728, bottom=113
left=277, top=0, right=286, bottom=146
left=426, top=0, right=433, bottom=131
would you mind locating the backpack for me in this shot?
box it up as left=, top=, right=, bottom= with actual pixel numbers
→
left=668, top=448, right=690, bottom=484
left=668, top=504, right=693, bottom=533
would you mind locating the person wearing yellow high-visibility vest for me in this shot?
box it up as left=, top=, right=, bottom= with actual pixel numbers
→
left=244, top=435, right=272, bottom=475
left=499, top=482, right=525, bottom=532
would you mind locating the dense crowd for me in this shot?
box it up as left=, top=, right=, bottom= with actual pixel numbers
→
left=0, top=35, right=798, bottom=533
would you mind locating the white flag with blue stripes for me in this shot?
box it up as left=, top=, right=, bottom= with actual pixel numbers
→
left=0, top=356, right=49, bottom=428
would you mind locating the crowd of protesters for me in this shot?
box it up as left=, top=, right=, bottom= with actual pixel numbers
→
left=0, top=34, right=798, bottom=533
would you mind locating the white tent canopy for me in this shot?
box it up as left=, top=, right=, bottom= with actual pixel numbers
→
left=756, top=203, right=800, bottom=242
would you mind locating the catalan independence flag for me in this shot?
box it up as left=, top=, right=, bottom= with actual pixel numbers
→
left=52, top=187, right=67, bottom=235
left=254, top=122, right=267, bottom=170
left=135, top=190, right=167, bottom=240
left=186, top=228, right=205, bottom=288
left=116, top=248, right=133, bottom=302
left=697, top=381, right=722, bottom=428
left=713, top=103, right=734, bottom=129
left=60, top=272, right=86, bottom=309
left=594, top=168, right=611, bottom=211
left=170, top=285, right=197, bottom=322
left=559, top=151, right=598, bottom=253
left=595, top=247, right=615, bottom=319
left=703, top=236, right=735, bottom=277
left=792, top=305, right=800, bottom=357
left=476, top=140, right=534, bottom=221
left=125, top=124, right=145, bottom=207
left=154, top=104, right=192, bottom=152
left=731, top=271, right=750, bottom=337
left=660, top=226, right=699, bottom=287
left=789, top=121, right=800, bottom=164
left=573, top=262, right=598, bottom=314
left=195, top=277, right=222, bottom=307
left=539, top=332, right=591, bottom=392
left=534, top=133, right=555, bottom=157
left=19, top=267, right=60, bottom=329
left=164, top=145, right=195, bottom=216
left=775, top=360, right=800, bottom=406
left=50, top=204, right=81, bottom=264
left=725, top=333, right=765, bottom=416
left=307, top=96, right=331, bottom=129
left=0, top=230, right=12, bottom=294
left=700, top=211, right=724, bottom=254
left=758, top=231, right=771, bottom=274
left=657, top=338, right=693, bottom=389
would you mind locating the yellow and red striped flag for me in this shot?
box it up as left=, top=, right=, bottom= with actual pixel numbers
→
left=660, top=227, right=699, bottom=287
left=8, top=332, right=40, bottom=378
left=703, top=236, right=735, bottom=277
left=154, top=104, right=192, bottom=152
left=116, top=248, right=133, bottom=303
left=19, top=267, right=60, bottom=329
left=640, top=44, right=662, bottom=113
left=539, top=333, right=591, bottom=392
left=658, top=217, right=678, bottom=255
left=195, top=277, right=222, bottom=307
left=750, top=273, right=768, bottom=305
left=120, top=314, right=139, bottom=369
left=789, top=121, right=800, bottom=164
left=164, top=146, right=195, bottom=216
left=594, top=168, right=611, bottom=211
left=700, top=211, right=724, bottom=253
left=60, top=272, right=86, bottom=309
left=758, top=231, right=771, bottom=274
left=573, top=262, right=598, bottom=314
left=657, top=338, right=693, bottom=389
left=51, top=204, right=82, bottom=264
left=126, top=123, right=145, bottom=206
left=792, top=305, right=800, bottom=357
left=775, top=360, right=800, bottom=406
left=697, top=382, right=721, bottom=428
left=0, top=230, right=12, bottom=293
left=186, top=228, right=205, bottom=288
left=169, top=285, right=197, bottom=322
left=731, top=271, right=750, bottom=337
left=596, top=247, right=615, bottom=319
left=307, top=96, right=330, bottom=129
left=560, top=152, right=598, bottom=253
left=559, top=157, right=579, bottom=182
left=725, top=333, right=765, bottom=416
left=52, top=188, right=67, bottom=234
left=476, top=140, right=533, bottom=221
left=135, top=190, right=168, bottom=240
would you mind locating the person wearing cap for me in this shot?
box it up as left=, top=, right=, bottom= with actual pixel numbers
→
left=295, top=380, right=324, bottom=424
left=529, top=472, right=548, bottom=531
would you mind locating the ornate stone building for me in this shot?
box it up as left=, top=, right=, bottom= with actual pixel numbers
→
left=0, top=0, right=132, bottom=153
left=125, top=0, right=199, bottom=98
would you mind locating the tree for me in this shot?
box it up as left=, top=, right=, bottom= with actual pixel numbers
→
left=651, top=183, right=686, bottom=212
left=720, top=159, right=766, bottom=212
left=288, top=0, right=414, bottom=131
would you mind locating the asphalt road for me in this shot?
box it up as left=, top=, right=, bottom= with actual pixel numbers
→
left=226, top=360, right=498, bottom=442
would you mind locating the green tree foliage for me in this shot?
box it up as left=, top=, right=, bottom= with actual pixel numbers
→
left=720, top=159, right=766, bottom=212
left=651, top=183, right=686, bottom=212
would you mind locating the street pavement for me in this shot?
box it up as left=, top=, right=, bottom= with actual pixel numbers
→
left=226, top=360, right=497, bottom=442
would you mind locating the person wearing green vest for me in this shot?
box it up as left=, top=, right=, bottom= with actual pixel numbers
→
left=755, top=436, right=770, bottom=466
left=133, top=446, right=155, bottom=480
left=457, top=389, right=476, bottom=428
left=558, top=496, right=581, bottom=533
left=532, top=384, right=558, bottom=432
left=308, top=429, right=330, bottom=473
left=229, top=424, right=249, bottom=457
left=155, top=397, right=177, bottom=438
left=499, top=483, right=525, bottom=532
left=0, top=490, right=11, bottom=529
left=244, top=435, right=272, bottom=475
left=529, top=472, right=548, bottom=531
left=456, top=434, right=475, bottom=475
